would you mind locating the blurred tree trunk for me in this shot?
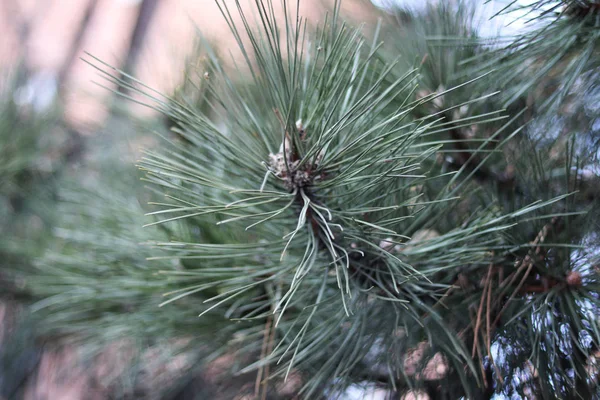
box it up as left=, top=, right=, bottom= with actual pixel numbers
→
left=1, top=0, right=51, bottom=85
left=57, top=0, right=100, bottom=97
left=118, top=0, right=160, bottom=95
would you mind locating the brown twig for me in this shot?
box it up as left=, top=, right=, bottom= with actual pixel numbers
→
left=255, top=312, right=276, bottom=400
left=492, top=217, right=559, bottom=329
left=255, top=314, right=272, bottom=398
left=471, top=264, right=493, bottom=359
left=486, top=265, right=504, bottom=384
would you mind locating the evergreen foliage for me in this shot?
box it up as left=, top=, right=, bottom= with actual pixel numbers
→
left=0, top=73, right=72, bottom=282
left=0, top=79, right=63, bottom=223
left=5, top=0, right=600, bottom=399
left=468, top=0, right=600, bottom=112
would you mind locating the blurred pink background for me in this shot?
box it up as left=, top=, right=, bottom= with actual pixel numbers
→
left=0, top=0, right=375, bottom=131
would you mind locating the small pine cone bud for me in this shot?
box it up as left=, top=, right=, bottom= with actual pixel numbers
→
left=456, top=273, right=472, bottom=290
left=503, top=164, right=516, bottom=180
left=432, top=84, right=445, bottom=109
left=436, top=152, right=445, bottom=165
left=401, top=391, right=429, bottom=400
left=416, top=89, right=430, bottom=102
left=379, top=238, right=395, bottom=252
left=566, top=270, right=582, bottom=287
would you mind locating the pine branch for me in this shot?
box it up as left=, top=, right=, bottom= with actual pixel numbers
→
left=464, top=0, right=600, bottom=112
left=44, top=0, right=599, bottom=398
left=444, top=119, right=520, bottom=195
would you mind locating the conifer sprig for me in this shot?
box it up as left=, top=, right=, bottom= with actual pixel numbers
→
left=80, top=0, right=597, bottom=397
left=466, top=0, right=600, bottom=111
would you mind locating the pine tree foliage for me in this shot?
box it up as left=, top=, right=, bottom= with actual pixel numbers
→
left=0, top=94, right=42, bottom=206
left=467, top=0, right=600, bottom=111
left=9, top=0, right=600, bottom=399
left=0, top=73, right=72, bottom=278
left=0, top=79, right=62, bottom=221
left=16, top=127, right=242, bottom=398
left=76, top=0, right=600, bottom=398
left=378, top=1, right=526, bottom=198
left=378, top=1, right=600, bottom=397
left=0, top=72, right=78, bottom=399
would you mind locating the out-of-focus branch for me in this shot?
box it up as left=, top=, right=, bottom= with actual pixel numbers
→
left=445, top=119, right=521, bottom=195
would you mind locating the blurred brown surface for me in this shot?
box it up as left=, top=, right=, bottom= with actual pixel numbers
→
left=0, top=0, right=377, bottom=130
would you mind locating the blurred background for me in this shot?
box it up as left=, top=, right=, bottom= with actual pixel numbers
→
left=0, top=0, right=384, bottom=128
